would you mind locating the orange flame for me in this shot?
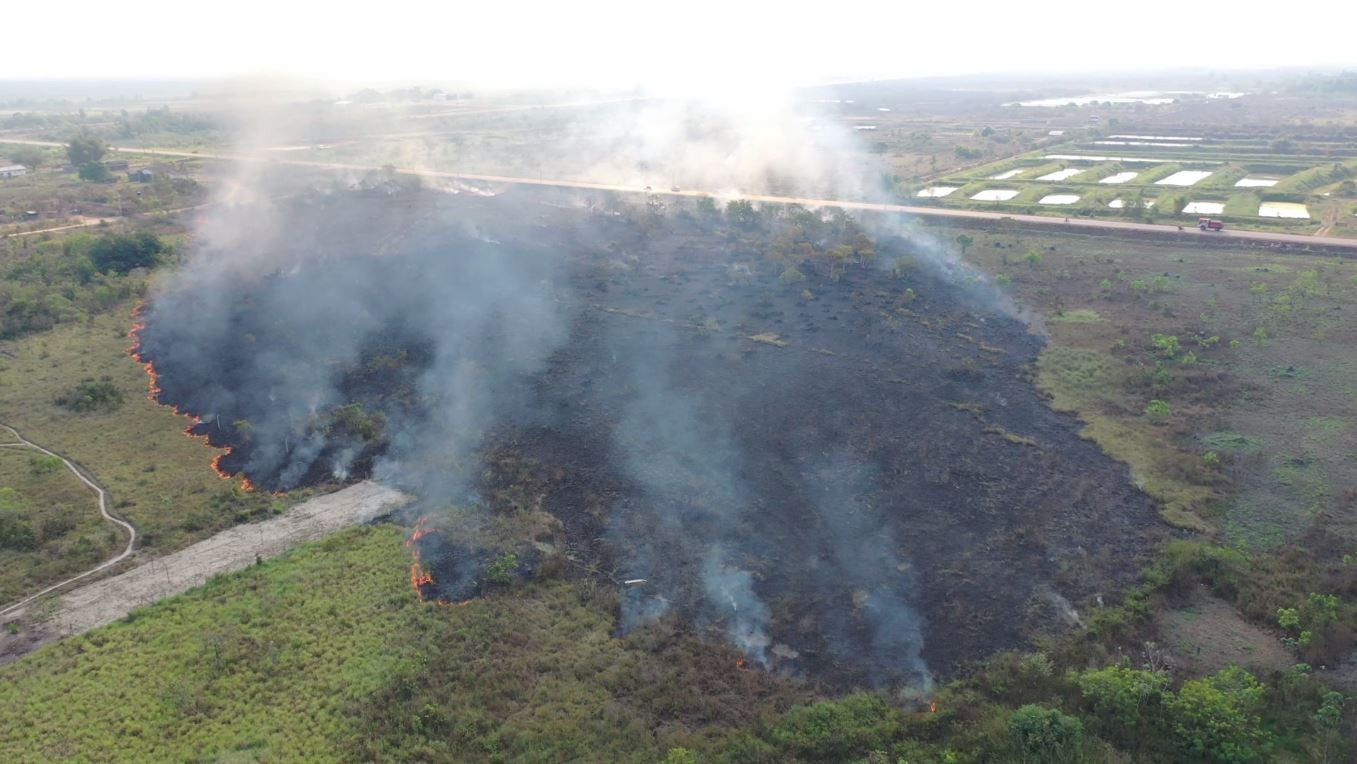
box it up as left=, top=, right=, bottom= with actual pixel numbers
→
left=128, top=301, right=266, bottom=493
left=736, top=658, right=750, bottom=671
left=403, top=516, right=472, bottom=607
left=929, top=701, right=938, bottom=714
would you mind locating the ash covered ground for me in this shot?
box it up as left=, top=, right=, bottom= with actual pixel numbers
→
left=138, top=185, right=1163, bottom=689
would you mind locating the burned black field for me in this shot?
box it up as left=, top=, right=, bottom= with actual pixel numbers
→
left=138, top=188, right=1163, bottom=689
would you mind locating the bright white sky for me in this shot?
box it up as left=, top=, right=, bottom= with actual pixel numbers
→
left=5, top=0, right=1354, bottom=91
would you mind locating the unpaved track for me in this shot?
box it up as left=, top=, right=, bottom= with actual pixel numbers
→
left=0, top=424, right=136, bottom=617
left=0, top=480, right=409, bottom=662
left=3, top=138, right=1355, bottom=252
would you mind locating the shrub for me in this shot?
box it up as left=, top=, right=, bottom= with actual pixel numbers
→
left=55, top=377, right=124, bottom=413
left=1007, top=705, right=1084, bottom=763
left=28, top=455, right=63, bottom=475
left=89, top=232, right=165, bottom=274
left=767, top=694, right=902, bottom=762
left=1144, top=399, right=1172, bottom=422
left=484, top=553, right=519, bottom=586
left=1168, top=667, right=1270, bottom=763
left=1074, top=666, right=1169, bottom=744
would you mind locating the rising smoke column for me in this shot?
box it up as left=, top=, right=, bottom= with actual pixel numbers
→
left=137, top=190, right=571, bottom=498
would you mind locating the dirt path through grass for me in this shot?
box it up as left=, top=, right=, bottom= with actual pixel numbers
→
left=0, top=424, right=136, bottom=617
left=0, top=480, right=409, bottom=662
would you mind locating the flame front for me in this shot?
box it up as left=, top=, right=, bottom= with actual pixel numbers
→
left=403, top=516, right=472, bottom=607
left=129, top=302, right=260, bottom=492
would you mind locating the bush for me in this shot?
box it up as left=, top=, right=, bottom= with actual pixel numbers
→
left=1144, top=399, right=1172, bottom=422
left=1007, top=705, right=1084, bottom=763
left=28, top=455, right=63, bottom=475
left=1169, top=667, right=1269, bottom=763
left=1074, top=666, right=1170, bottom=744
left=77, top=162, right=109, bottom=182
left=89, top=231, right=165, bottom=274
left=55, top=377, right=124, bottom=412
left=766, top=694, right=902, bottom=762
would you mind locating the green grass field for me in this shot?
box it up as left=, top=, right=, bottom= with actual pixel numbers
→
left=0, top=448, right=118, bottom=603
left=0, top=303, right=297, bottom=601
left=0, top=524, right=818, bottom=763
left=947, top=222, right=1357, bottom=547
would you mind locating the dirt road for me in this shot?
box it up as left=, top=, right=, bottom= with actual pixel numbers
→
left=0, top=480, right=409, bottom=662
left=3, top=138, right=1354, bottom=252
left=0, top=424, right=136, bottom=618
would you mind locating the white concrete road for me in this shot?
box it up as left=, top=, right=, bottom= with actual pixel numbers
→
left=0, top=481, right=409, bottom=662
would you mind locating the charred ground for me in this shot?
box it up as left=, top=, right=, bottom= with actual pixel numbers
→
left=137, top=187, right=1163, bottom=686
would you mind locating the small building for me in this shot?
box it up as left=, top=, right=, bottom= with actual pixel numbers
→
left=129, top=168, right=155, bottom=182
left=106, top=160, right=130, bottom=172
left=0, top=164, right=28, bottom=178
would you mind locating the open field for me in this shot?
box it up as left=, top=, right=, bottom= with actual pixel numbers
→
left=3, top=73, right=1357, bottom=762
left=0, top=304, right=313, bottom=604
left=919, top=131, right=1357, bottom=237
left=0, top=480, right=408, bottom=660
left=0, top=524, right=822, bottom=763
left=924, top=220, right=1357, bottom=549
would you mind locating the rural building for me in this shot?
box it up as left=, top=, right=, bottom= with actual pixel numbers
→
left=106, top=160, right=130, bottom=172
left=0, top=164, right=29, bottom=178
left=129, top=168, right=155, bottom=182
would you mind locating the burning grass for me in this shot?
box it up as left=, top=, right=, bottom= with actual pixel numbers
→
left=133, top=189, right=1162, bottom=688
left=0, top=307, right=293, bottom=583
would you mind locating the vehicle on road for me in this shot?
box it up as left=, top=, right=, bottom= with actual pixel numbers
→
left=1198, top=217, right=1224, bottom=231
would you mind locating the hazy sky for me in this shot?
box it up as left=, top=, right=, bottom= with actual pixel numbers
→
left=6, top=0, right=1353, bottom=90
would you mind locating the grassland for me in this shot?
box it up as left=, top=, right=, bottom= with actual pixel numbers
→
left=0, top=448, right=117, bottom=603
left=943, top=222, right=1357, bottom=548
left=0, top=214, right=1352, bottom=762
left=0, top=524, right=817, bottom=763
left=0, top=299, right=298, bottom=602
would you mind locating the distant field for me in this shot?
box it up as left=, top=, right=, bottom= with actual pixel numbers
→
left=935, top=221, right=1357, bottom=547
left=916, top=134, right=1357, bottom=236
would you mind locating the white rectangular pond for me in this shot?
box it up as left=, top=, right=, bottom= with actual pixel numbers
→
left=1099, top=171, right=1139, bottom=184
left=916, top=186, right=959, bottom=198
left=1258, top=202, right=1310, bottom=219
left=1037, top=168, right=1084, bottom=181
left=971, top=189, right=1020, bottom=201
left=1157, top=170, right=1214, bottom=186
left=990, top=169, right=1024, bottom=180
left=1094, top=141, right=1193, bottom=147
left=1039, top=194, right=1080, bottom=205
left=1235, top=178, right=1279, bottom=188
left=1182, top=201, right=1225, bottom=215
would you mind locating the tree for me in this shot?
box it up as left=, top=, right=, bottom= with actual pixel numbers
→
left=89, top=231, right=165, bottom=273
left=1008, top=705, right=1084, bottom=763
left=1168, top=667, right=1269, bottom=763
left=6, top=145, right=46, bottom=169
left=1075, top=666, right=1170, bottom=745
left=1023, top=248, right=1043, bottom=267
left=955, top=233, right=974, bottom=256
left=725, top=199, right=758, bottom=228
left=77, top=162, right=109, bottom=182
left=67, top=130, right=107, bottom=166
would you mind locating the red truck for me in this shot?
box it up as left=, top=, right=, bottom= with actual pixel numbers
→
left=1198, top=217, right=1224, bottom=231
